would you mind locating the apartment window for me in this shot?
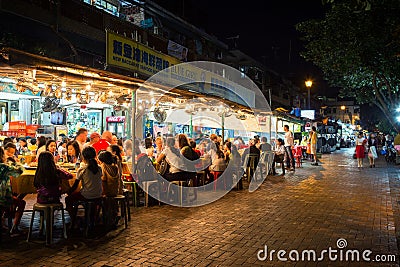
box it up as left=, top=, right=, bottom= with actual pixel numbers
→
left=94, top=0, right=119, bottom=16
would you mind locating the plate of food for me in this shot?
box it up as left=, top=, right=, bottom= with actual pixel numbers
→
left=58, top=163, right=76, bottom=170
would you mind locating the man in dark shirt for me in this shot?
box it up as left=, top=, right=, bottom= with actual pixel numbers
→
left=241, top=139, right=260, bottom=181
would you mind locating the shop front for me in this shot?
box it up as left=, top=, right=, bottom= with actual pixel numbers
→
left=0, top=47, right=142, bottom=139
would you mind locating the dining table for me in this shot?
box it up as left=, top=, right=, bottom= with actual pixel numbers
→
left=11, top=166, right=78, bottom=195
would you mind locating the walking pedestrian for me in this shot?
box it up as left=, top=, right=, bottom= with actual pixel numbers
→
left=355, top=132, right=366, bottom=168
left=368, top=133, right=378, bottom=168
left=283, top=125, right=295, bottom=171
left=309, top=126, right=318, bottom=166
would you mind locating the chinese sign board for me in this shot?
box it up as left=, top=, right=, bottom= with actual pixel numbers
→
left=106, top=31, right=181, bottom=77
left=106, top=32, right=255, bottom=108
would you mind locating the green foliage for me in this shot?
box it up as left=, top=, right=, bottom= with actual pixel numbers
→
left=296, top=0, right=400, bottom=131
left=376, top=119, right=395, bottom=134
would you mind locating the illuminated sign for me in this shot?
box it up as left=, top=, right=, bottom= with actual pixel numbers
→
left=106, top=32, right=255, bottom=108
left=106, top=116, right=125, bottom=123
left=106, top=31, right=181, bottom=76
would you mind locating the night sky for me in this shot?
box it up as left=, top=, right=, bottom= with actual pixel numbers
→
left=153, top=0, right=333, bottom=95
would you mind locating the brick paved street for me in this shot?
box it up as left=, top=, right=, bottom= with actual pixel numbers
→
left=1, top=148, right=400, bottom=266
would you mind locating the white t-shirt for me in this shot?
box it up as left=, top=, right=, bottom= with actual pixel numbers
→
left=161, top=147, right=185, bottom=173
left=356, top=137, right=365, bottom=146
left=284, top=131, right=294, bottom=147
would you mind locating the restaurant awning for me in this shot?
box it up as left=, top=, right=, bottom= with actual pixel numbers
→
left=0, top=47, right=259, bottom=115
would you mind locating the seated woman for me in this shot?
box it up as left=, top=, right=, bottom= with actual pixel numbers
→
left=45, top=139, right=59, bottom=162
left=156, top=137, right=187, bottom=182
left=65, top=146, right=102, bottom=227
left=144, top=137, right=155, bottom=161
left=271, top=138, right=286, bottom=175
left=209, top=150, right=227, bottom=189
left=0, top=147, right=24, bottom=234
left=98, top=150, right=121, bottom=227
left=98, top=150, right=121, bottom=197
left=209, top=150, right=227, bottom=172
left=123, top=139, right=133, bottom=162
left=66, top=141, right=81, bottom=164
left=34, top=151, right=73, bottom=204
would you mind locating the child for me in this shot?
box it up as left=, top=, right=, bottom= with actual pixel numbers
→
left=34, top=151, right=73, bottom=204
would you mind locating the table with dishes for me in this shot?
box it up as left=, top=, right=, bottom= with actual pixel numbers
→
left=11, top=162, right=78, bottom=195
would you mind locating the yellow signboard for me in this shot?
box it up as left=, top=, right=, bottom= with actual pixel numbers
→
left=106, top=31, right=255, bottom=107
left=106, top=31, right=181, bottom=76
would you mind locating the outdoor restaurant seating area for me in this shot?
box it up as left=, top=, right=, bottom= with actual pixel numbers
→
left=0, top=129, right=293, bottom=245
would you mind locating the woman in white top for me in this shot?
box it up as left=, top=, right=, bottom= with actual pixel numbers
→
left=355, top=132, right=366, bottom=168
left=156, top=137, right=186, bottom=181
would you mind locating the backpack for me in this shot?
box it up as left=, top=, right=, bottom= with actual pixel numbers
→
left=158, top=157, right=170, bottom=177
left=136, top=153, right=157, bottom=182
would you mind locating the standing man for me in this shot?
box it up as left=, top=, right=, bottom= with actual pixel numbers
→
left=75, top=128, right=88, bottom=152
left=309, top=126, right=318, bottom=166
left=283, top=125, right=295, bottom=171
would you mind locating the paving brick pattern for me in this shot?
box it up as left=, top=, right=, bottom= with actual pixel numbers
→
left=1, top=148, right=399, bottom=266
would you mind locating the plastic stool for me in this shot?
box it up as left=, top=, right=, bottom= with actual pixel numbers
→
left=211, top=171, right=225, bottom=191
left=114, top=195, right=128, bottom=228
left=167, top=180, right=188, bottom=206
left=123, top=181, right=138, bottom=207
left=122, top=189, right=131, bottom=220
left=142, top=180, right=160, bottom=207
left=27, top=202, right=67, bottom=245
left=74, top=198, right=102, bottom=238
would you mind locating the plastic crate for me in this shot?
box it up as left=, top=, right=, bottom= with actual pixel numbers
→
left=17, top=129, right=26, bottom=137
left=26, top=124, right=40, bottom=136
left=9, top=121, right=26, bottom=130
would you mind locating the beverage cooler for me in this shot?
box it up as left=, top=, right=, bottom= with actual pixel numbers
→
left=106, top=116, right=125, bottom=138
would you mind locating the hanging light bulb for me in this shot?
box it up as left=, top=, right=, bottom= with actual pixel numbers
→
left=65, top=92, right=72, bottom=101
left=94, top=93, right=100, bottom=102
left=55, top=88, right=62, bottom=98
left=100, top=92, right=107, bottom=103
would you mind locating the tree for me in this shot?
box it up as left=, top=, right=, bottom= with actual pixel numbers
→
left=296, top=0, right=400, bottom=132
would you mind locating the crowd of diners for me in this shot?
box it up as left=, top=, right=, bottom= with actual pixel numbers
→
left=0, top=128, right=289, bottom=239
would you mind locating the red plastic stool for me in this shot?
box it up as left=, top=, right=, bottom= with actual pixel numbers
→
left=211, top=171, right=225, bottom=191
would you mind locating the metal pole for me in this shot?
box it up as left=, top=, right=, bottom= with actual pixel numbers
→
left=190, top=113, right=193, bottom=138
left=269, top=88, right=272, bottom=143
left=221, top=112, right=225, bottom=143
left=308, top=88, right=310, bottom=110
left=131, top=89, right=137, bottom=175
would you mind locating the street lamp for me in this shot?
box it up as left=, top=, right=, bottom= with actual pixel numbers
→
left=340, top=105, right=346, bottom=123
left=305, top=80, right=312, bottom=110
